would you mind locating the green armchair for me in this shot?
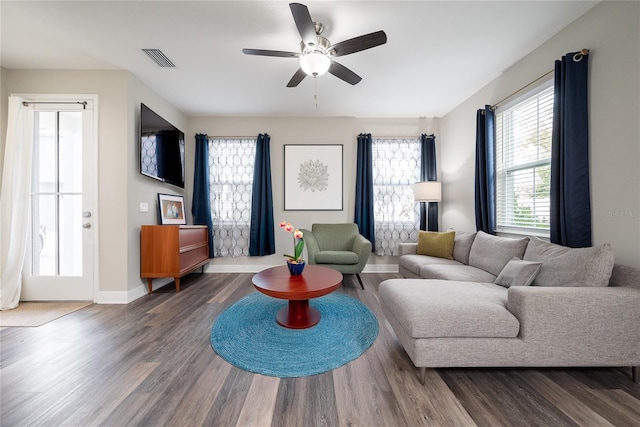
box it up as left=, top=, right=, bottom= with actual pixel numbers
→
left=300, top=223, right=372, bottom=289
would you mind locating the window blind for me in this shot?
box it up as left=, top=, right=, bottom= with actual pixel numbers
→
left=496, top=85, right=553, bottom=233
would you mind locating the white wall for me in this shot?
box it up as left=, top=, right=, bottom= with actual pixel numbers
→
left=186, top=116, right=438, bottom=269
left=126, top=74, right=188, bottom=296
left=2, top=70, right=131, bottom=298
left=440, top=1, right=640, bottom=268
left=1, top=69, right=188, bottom=302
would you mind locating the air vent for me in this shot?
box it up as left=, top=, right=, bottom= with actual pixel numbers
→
left=141, top=49, right=176, bottom=68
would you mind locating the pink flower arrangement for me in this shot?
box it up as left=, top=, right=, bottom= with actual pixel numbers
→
left=279, top=221, right=304, bottom=263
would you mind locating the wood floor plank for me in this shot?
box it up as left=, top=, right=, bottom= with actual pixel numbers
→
left=0, top=272, right=638, bottom=427
left=521, top=370, right=615, bottom=426
left=272, top=372, right=339, bottom=426
left=235, top=374, right=281, bottom=427
left=333, top=351, right=404, bottom=426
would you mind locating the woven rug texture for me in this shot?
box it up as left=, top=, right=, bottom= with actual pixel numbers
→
left=211, top=292, right=379, bottom=377
left=0, top=302, right=92, bottom=327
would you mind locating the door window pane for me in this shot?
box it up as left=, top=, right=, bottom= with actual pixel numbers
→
left=59, top=112, right=83, bottom=193
left=31, top=110, right=83, bottom=276
left=31, top=195, right=56, bottom=276
left=59, top=195, right=82, bottom=276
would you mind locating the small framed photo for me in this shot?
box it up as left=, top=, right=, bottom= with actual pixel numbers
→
left=284, top=144, right=343, bottom=210
left=158, top=193, right=186, bottom=225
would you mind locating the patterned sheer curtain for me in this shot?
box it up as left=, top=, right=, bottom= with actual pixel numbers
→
left=209, top=137, right=256, bottom=257
left=372, top=138, right=421, bottom=255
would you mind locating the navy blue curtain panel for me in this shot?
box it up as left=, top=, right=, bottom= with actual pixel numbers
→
left=192, top=133, right=215, bottom=257
left=354, top=133, right=375, bottom=246
left=474, top=105, right=496, bottom=234
left=551, top=51, right=591, bottom=247
left=420, top=134, right=438, bottom=231
left=249, top=133, right=276, bottom=256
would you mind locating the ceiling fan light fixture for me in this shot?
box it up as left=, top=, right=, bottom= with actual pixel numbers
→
left=300, top=51, right=331, bottom=76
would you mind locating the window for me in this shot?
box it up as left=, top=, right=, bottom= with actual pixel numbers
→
left=495, top=83, right=553, bottom=235
left=208, top=137, right=256, bottom=256
left=372, top=138, right=421, bottom=255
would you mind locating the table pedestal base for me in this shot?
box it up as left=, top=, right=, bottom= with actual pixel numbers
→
left=276, top=299, right=320, bottom=329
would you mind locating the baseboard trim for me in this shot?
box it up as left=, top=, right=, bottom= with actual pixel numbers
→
left=96, top=278, right=172, bottom=304
left=363, top=264, right=399, bottom=273
left=205, top=264, right=399, bottom=274
left=98, top=264, right=398, bottom=304
left=204, top=264, right=275, bottom=274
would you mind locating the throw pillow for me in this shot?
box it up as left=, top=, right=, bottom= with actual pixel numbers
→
left=494, top=257, right=543, bottom=288
left=468, top=231, right=530, bottom=277
left=416, top=231, right=455, bottom=260
left=523, top=237, right=614, bottom=287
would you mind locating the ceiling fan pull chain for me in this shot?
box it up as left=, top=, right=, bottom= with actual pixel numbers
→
left=314, top=76, right=319, bottom=109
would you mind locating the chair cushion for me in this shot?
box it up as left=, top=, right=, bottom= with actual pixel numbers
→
left=379, top=279, right=520, bottom=338
left=468, top=231, right=529, bottom=276
left=419, top=264, right=497, bottom=283
left=524, top=237, right=614, bottom=287
left=315, top=250, right=359, bottom=265
left=453, top=231, right=477, bottom=265
left=399, top=254, right=463, bottom=277
left=311, top=223, right=358, bottom=251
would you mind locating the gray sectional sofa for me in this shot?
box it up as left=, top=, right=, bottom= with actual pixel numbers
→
left=379, top=231, right=640, bottom=383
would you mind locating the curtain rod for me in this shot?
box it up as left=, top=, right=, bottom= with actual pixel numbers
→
left=22, top=101, right=88, bottom=109
left=371, top=136, right=423, bottom=140
left=491, top=48, right=589, bottom=110
left=208, top=135, right=256, bottom=140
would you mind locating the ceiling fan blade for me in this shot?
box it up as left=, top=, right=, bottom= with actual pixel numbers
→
left=328, top=61, right=362, bottom=85
left=290, top=3, right=317, bottom=46
left=242, top=48, right=300, bottom=58
left=330, top=30, right=387, bottom=57
left=286, top=68, right=307, bottom=87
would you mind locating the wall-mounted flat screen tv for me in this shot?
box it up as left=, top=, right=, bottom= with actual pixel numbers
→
left=139, top=103, right=185, bottom=188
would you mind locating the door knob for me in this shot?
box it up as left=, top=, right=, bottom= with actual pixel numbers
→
left=83, top=223, right=92, bottom=229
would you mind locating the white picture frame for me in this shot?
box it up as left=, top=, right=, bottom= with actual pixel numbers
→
left=284, top=144, right=343, bottom=211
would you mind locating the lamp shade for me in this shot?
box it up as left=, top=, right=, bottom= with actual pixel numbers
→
left=413, top=181, right=442, bottom=202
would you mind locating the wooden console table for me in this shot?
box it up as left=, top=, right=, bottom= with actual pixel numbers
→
left=140, top=225, right=209, bottom=293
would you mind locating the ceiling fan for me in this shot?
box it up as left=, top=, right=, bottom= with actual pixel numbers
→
left=242, top=3, right=387, bottom=87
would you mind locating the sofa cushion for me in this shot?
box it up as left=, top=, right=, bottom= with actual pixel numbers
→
left=378, top=279, right=520, bottom=338
left=314, top=250, right=359, bottom=265
left=419, top=264, right=496, bottom=283
left=453, top=231, right=477, bottom=265
left=523, top=237, right=614, bottom=287
left=399, top=254, right=463, bottom=277
left=494, top=258, right=542, bottom=288
left=468, top=231, right=529, bottom=276
left=417, top=231, right=455, bottom=259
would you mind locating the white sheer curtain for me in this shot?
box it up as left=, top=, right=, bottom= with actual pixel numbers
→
left=1, top=96, right=34, bottom=309
left=372, top=138, right=421, bottom=256
left=208, top=137, right=256, bottom=257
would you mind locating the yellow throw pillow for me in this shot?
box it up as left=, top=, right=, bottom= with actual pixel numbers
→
left=416, top=231, right=455, bottom=259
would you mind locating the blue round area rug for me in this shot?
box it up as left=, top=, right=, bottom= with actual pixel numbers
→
left=210, top=292, right=379, bottom=378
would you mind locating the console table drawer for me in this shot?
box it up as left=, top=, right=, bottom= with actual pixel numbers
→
left=180, top=245, right=209, bottom=274
left=141, top=225, right=209, bottom=293
left=180, top=226, right=207, bottom=248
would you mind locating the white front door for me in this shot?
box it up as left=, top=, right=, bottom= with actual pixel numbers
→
left=21, top=97, right=97, bottom=301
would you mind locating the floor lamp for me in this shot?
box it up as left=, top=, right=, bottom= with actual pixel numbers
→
left=413, top=181, right=442, bottom=231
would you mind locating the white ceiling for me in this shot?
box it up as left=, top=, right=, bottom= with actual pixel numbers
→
left=1, top=1, right=598, bottom=118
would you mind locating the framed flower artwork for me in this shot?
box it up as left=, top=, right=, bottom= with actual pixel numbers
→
left=283, top=144, right=343, bottom=211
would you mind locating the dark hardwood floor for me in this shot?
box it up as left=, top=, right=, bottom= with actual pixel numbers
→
left=1, top=272, right=639, bottom=426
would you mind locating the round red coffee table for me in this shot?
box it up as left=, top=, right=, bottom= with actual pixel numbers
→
left=252, top=265, right=343, bottom=329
